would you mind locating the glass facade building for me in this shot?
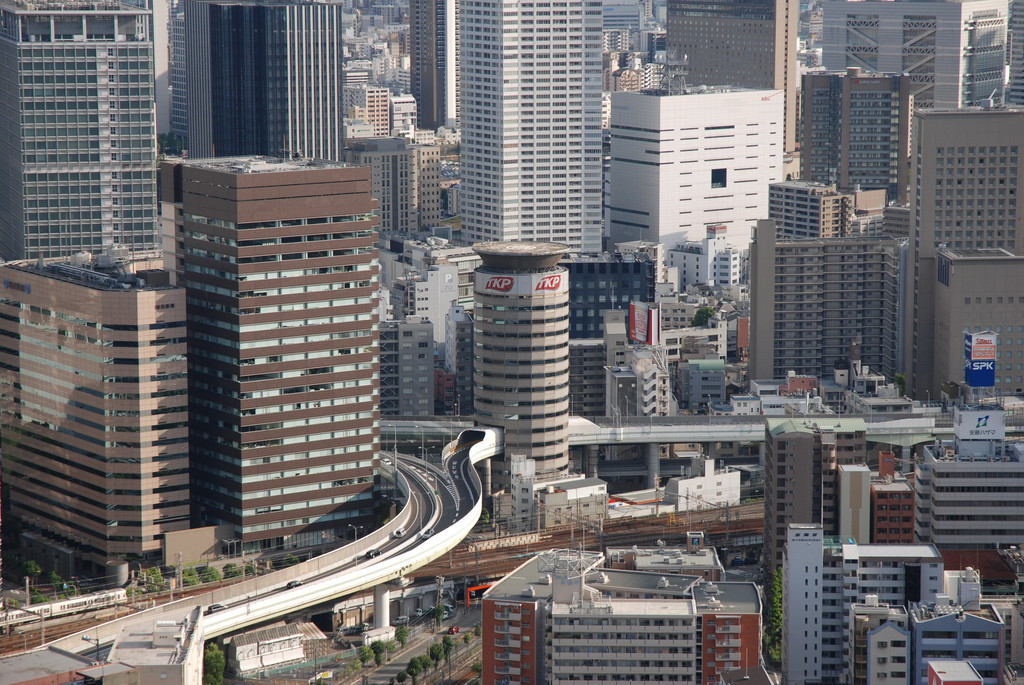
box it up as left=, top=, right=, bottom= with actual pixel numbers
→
left=0, top=0, right=158, bottom=261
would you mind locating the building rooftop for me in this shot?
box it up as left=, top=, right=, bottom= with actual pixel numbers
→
left=108, top=610, right=201, bottom=668
left=6, top=253, right=174, bottom=292
left=843, top=542, right=943, bottom=562
left=608, top=545, right=723, bottom=573
left=929, top=661, right=983, bottom=683
left=767, top=416, right=867, bottom=436
left=938, top=247, right=1018, bottom=259
left=551, top=597, right=695, bottom=618
left=0, top=649, right=94, bottom=685
left=181, top=156, right=351, bottom=174
left=473, top=241, right=569, bottom=269
left=691, top=579, right=761, bottom=614
left=1, top=0, right=145, bottom=13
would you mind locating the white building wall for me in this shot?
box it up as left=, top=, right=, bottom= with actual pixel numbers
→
left=461, top=0, right=604, bottom=250
left=608, top=88, right=783, bottom=252
left=784, top=524, right=825, bottom=685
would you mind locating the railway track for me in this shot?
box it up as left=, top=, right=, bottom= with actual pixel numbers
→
left=414, top=502, right=764, bottom=582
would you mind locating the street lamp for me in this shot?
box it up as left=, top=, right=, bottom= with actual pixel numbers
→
left=348, top=524, right=363, bottom=541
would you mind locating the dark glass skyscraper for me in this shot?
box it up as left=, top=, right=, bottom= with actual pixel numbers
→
left=184, top=0, right=343, bottom=159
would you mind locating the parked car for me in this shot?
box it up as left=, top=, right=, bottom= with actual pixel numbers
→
left=393, top=616, right=410, bottom=626
left=447, top=625, right=460, bottom=635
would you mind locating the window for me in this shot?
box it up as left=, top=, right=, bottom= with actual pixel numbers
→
left=711, top=168, right=727, bottom=188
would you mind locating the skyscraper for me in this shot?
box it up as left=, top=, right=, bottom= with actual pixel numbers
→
left=0, top=255, right=189, bottom=574
left=473, top=242, right=570, bottom=490
left=184, top=0, right=344, bottom=159
left=409, top=0, right=458, bottom=129
left=903, top=109, right=1024, bottom=399
left=165, top=156, right=379, bottom=552
left=666, top=0, right=798, bottom=153
left=0, top=0, right=159, bottom=261
left=750, top=220, right=903, bottom=381
left=460, top=0, right=603, bottom=251
left=822, top=0, right=1008, bottom=109
left=801, top=68, right=913, bottom=203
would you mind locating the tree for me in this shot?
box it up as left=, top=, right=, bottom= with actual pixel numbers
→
left=22, top=560, right=41, bottom=580
left=396, top=671, right=408, bottom=685
left=471, top=661, right=483, bottom=674
left=200, top=566, right=222, bottom=584
left=690, top=306, right=715, bottom=327
left=763, top=567, right=783, bottom=665
left=428, top=643, right=445, bottom=670
left=144, top=567, right=165, bottom=589
left=434, top=603, right=445, bottom=627
left=415, top=655, right=434, bottom=674
left=182, top=568, right=200, bottom=587
left=462, top=633, right=471, bottom=645
left=395, top=625, right=410, bottom=648
left=357, top=645, right=374, bottom=668
left=441, top=635, right=455, bottom=664
left=370, top=640, right=386, bottom=666
left=45, top=570, right=63, bottom=588
left=203, top=642, right=225, bottom=685
left=894, top=372, right=907, bottom=397
left=281, top=553, right=301, bottom=568
left=479, top=508, right=490, bottom=525
left=222, top=563, right=242, bottom=579
left=473, top=623, right=481, bottom=637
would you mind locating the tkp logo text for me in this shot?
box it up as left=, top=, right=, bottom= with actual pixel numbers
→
left=485, top=276, right=514, bottom=292
left=535, top=275, right=562, bottom=291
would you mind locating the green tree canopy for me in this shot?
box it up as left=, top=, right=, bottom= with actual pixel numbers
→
left=203, top=643, right=225, bottom=685
left=222, top=563, right=242, bottom=579
left=690, top=306, right=715, bottom=327
left=200, top=566, right=222, bottom=584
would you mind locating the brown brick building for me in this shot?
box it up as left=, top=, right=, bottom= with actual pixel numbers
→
left=163, top=156, right=380, bottom=552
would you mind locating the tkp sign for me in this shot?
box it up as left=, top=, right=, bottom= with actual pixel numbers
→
left=484, top=276, right=514, bottom=292
left=535, top=274, right=562, bottom=291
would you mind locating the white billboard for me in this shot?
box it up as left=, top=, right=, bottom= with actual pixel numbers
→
left=474, top=270, right=568, bottom=296
left=954, top=409, right=1005, bottom=441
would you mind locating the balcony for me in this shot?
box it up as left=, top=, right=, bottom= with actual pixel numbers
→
left=495, top=612, right=522, bottom=621
left=495, top=625, right=522, bottom=635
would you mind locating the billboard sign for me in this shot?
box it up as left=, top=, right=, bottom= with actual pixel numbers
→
left=475, top=271, right=568, bottom=296
left=954, top=408, right=1005, bottom=441
left=628, top=302, right=660, bottom=345
left=964, top=331, right=998, bottom=387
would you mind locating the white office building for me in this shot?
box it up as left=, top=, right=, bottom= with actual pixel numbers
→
left=608, top=88, right=783, bottom=252
left=784, top=524, right=944, bottom=685
left=915, top=403, right=1024, bottom=549
left=821, top=0, right=1008, bottom=108
left=460, top=0, right=604, bottom=250
left=666, top=225, right=745, bottom=288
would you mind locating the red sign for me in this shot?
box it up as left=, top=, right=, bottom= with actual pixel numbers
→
left=484, top=276, right=514, bottom=292
left=535, top=274, right=562, bottom=291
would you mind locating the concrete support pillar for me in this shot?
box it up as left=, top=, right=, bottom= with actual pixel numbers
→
left=479, top=458, right=492, bottom=498
left=374, top=584, right=390, bottom=629
left=646, top=442, right=660, bottom=489
left=758, top=440, right=766, bottom=466
left=585, top=445, right=599, bottom=478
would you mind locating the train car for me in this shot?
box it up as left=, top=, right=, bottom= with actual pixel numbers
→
left=1, top=588, right=127, bottom=627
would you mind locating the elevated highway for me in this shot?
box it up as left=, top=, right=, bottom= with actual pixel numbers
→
left=43, top=430, right=505, bottom=655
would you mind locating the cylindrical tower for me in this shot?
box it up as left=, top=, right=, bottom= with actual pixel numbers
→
left=473, top=242, right=570, bottom=491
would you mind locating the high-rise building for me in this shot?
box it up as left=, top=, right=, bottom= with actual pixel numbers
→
left=409, top=0, right=458, bottom=129
left=903, top=109, right=1024, bottom=399
left=165, top=156, right=379, bottom=552
left=1008, top=4, right=1024, bottom=105
left=561, top=251, right=656, bottom=338
left=821, top=0, right=1008, bottom=109
left=184, top=0, right=344, bottom=159
left=931, top=247, right=1024, bottom=396
left=0, top=255, right=189, bottom=574
left=750, top=221, right=904, bottom=381
left=0, top=0, right=159, bottom=261
left=343, top=85, right=391, bottom=138
left=460, top=0, right=603, bottom=251
left=342, top=138, right=442, bottom=235
left=665, top=0, right=798, bottom=153
left=444, top=304, right=474, bottom=415
left=768, top=181, right=855, bottom=240
left=801, top=68, right=913, bottom=203
left=380, top=316, right=434, bottom=416
left=608, top=88, right=783, bottom=252
left=783, top=523, right=945, bottom=684
left=765, top=419, right=868, bottom=569
left=473, top=242, right=570, bottom=490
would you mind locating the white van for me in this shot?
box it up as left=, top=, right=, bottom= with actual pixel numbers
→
left=392, top=527, right=405, bottom=538
left=393, top=615, right=410, bottom=626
